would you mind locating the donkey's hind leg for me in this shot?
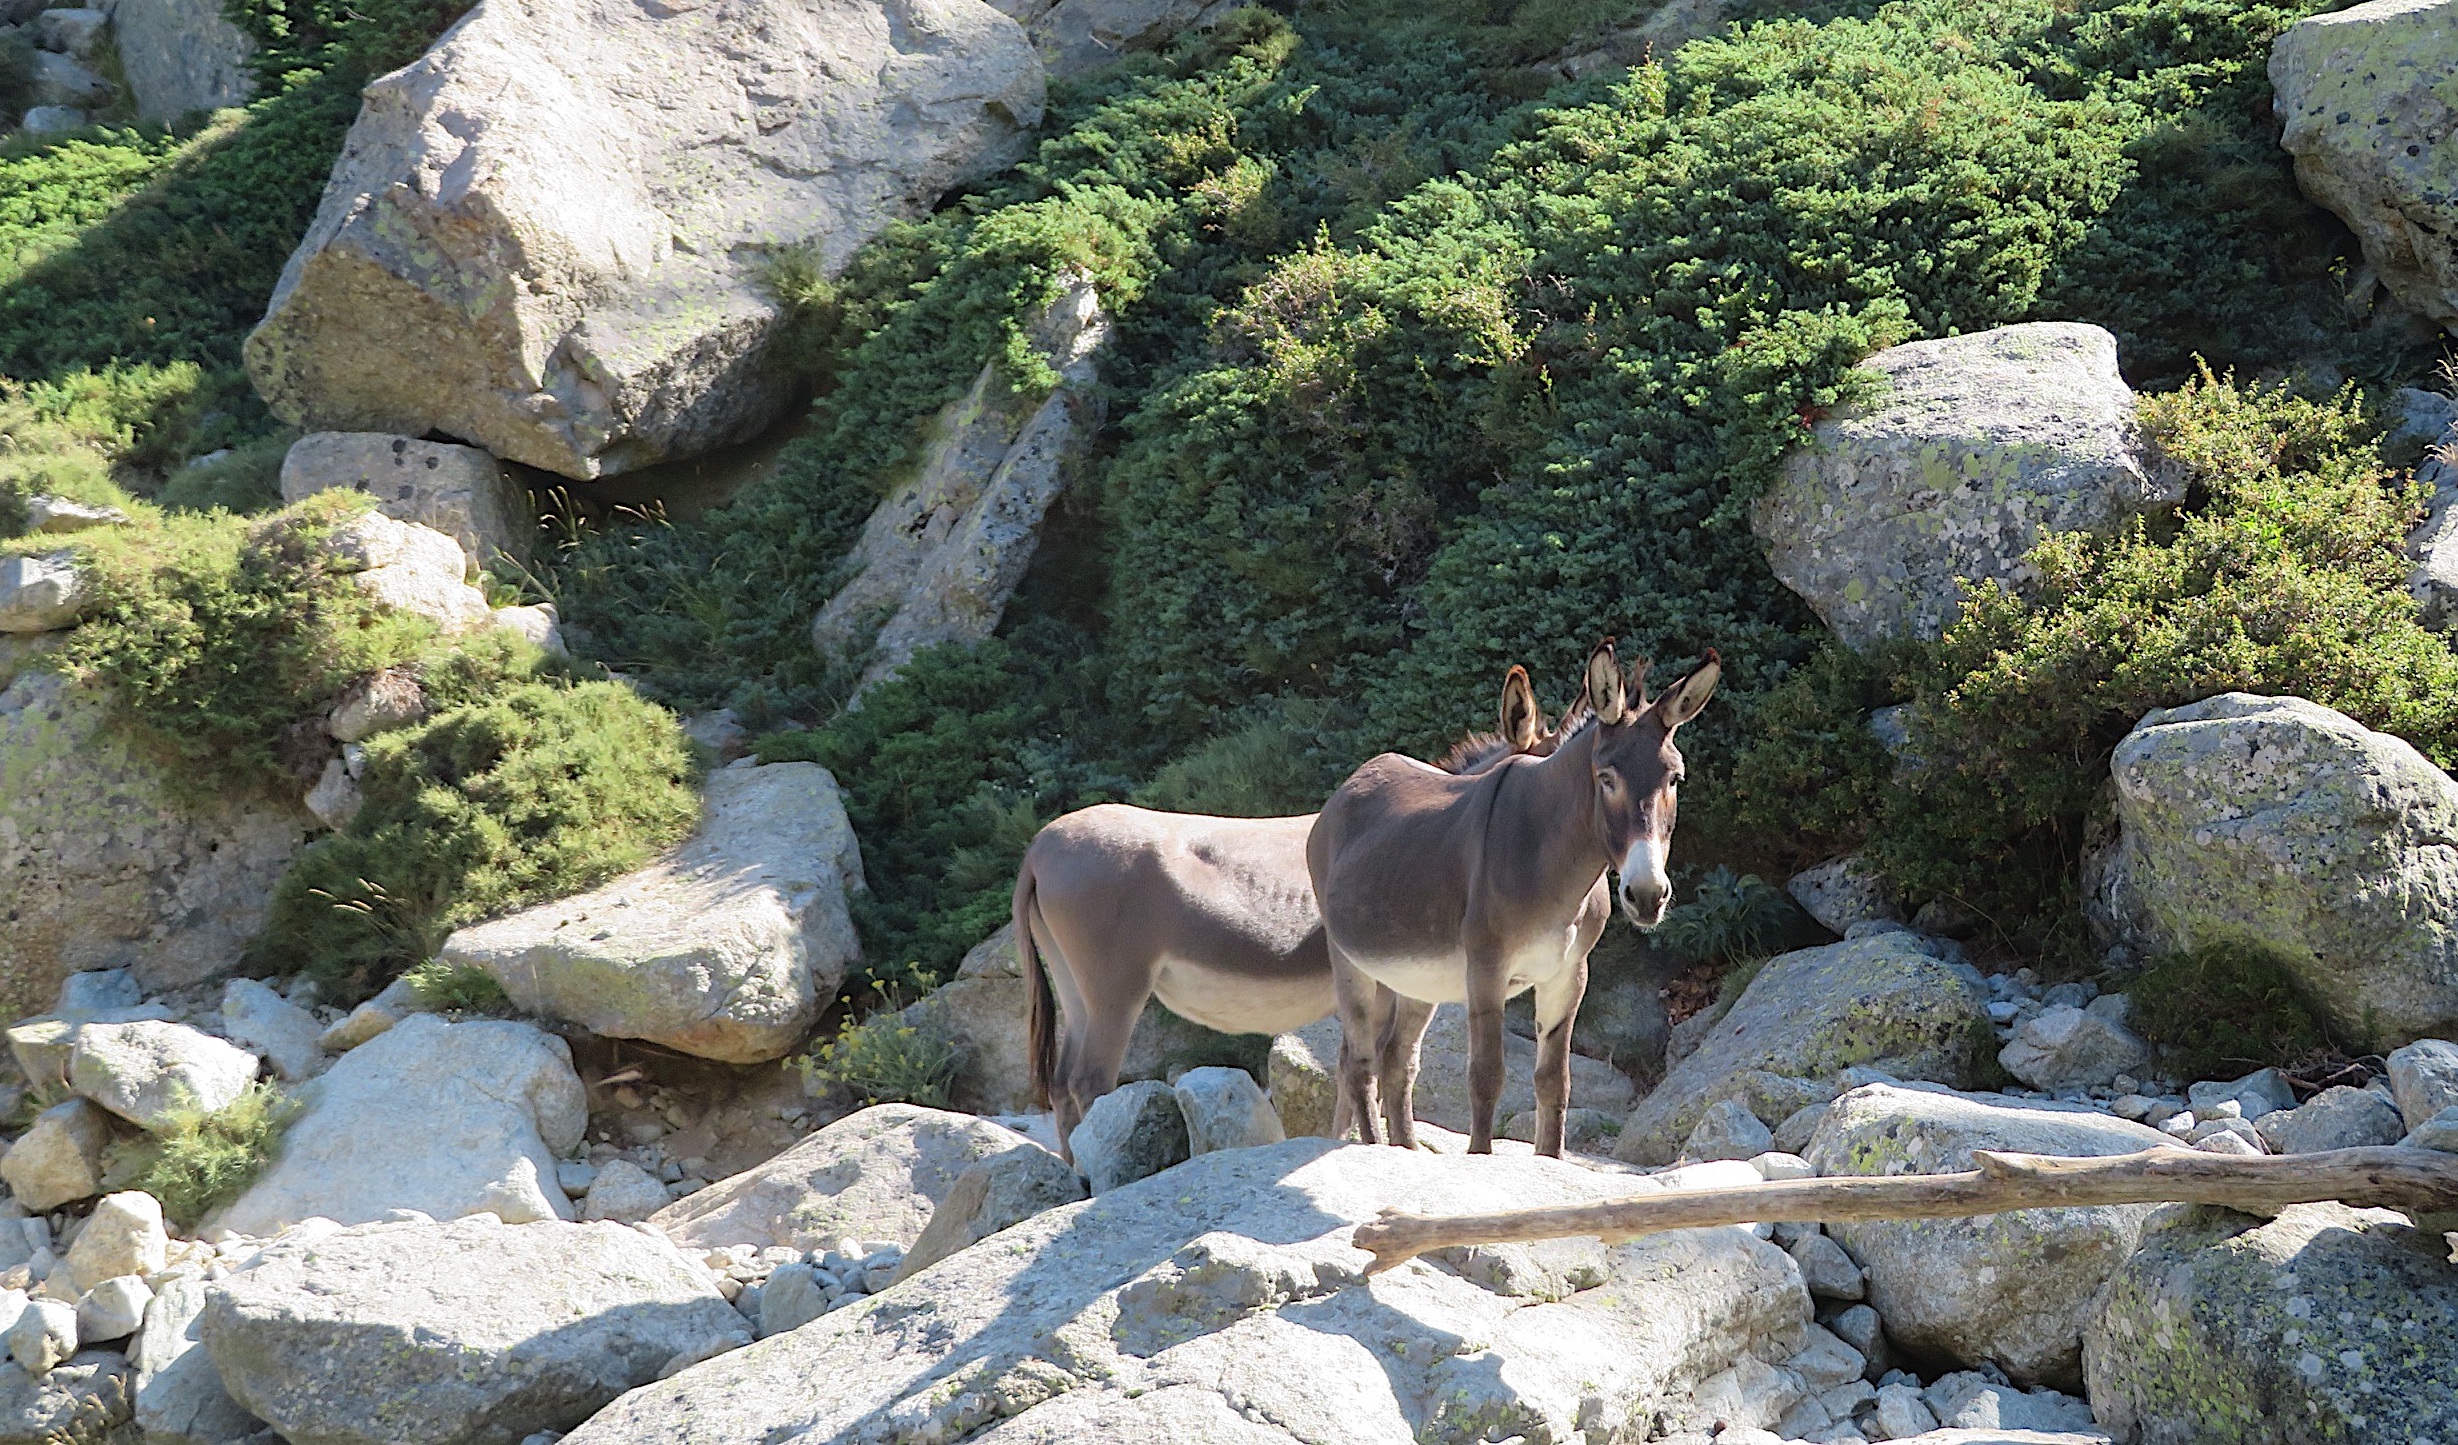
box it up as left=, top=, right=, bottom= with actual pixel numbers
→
left=1375, top=993, right=1437, bottom=1150
left=1328, top=951, right=1391, bottom=1146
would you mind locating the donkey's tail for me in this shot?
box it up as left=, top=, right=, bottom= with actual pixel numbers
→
left=1019, top=862, right=1057, bottom=1112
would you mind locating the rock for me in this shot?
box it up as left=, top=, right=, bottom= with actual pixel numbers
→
left=1996, top=1003, right=2150, bottom=1091
left=2403, top=1103, right=2458, bottom=1150
left=2404, top=402, right=2458, bottom=628
left=1266, top=1024, right=1337, bottom=1139
left=2252, top=1084, right=2408, bottom=1153
left=1682, top=1097, right=1777, bottom=1162
left=2086, top=1201, right=2458, bottom=1441
left=8, top=1007, right=171, bottom=1102
left=246, top=0, right=1044, bottom=481
left=681, top=709, right=750, bottom=764
left=755, top=1261, right=828, bottom=1338
left=1616, top=934, right=1994, bottom=1166
left=810, top=273, right=1105, bottom=691
left=1790, top=1232, right=1865, bottom=1302
left=650, top=1104, right=1042, bottom=1254
left=2184, top=1067, right=2298, bottom=1122
left=2271, top=0, right=2458, bottom=329
left=1016, top=0, right=1240, bottom=77
left=112, top=0, right=254, bottom=120
left=1750, top=323, right=2177, bottom=648
left=319, top=511, right=492, bottom=632
left=1805, top=1083, right=2174, bottom=1389
left=17, top=105, right=86, bottom=135
left=1923, top=1373, right=2101, bottom=1433
left=132, top=1269, right=265, bottom=1445
left=440, top=761, right=863, bottom=1064
left=580, top=1159, right=669, bottom=1224
left=23, top=495, right=122, bottom=534
left=66, top=1021, right=258, bottom=1132
left=2193, top=1128, right=2265, bottom=1156
left=29, top=9, right=107, bottom=57
left=1068, top=1079, right=1189, bottom=1193
left=1871, top=1382, right=1941, bottom=1439
left=0, top=1350, right=131, bottom=1438
left=0, top=553, right=83, bottom=634
left=1502, top=1105, right=1622, bottom=1150
left=1825, top=1301, right=1889, bottom=1377
left=55, top=968, right=140, bottom=1015
left=200, top=1215, right=750, bottom=1445
left=2387, top=1037, right=2458, bottom=1129
left=1788, top=855, right=1900, bottom=935
left=313, top=973, right=429, bottom=1053
left=213, top=1014, right=585, bottom=1236
left=219, top=979, right=325, bottom=1083
left=64, top=1192, right=166, bottom=1293
left=0, top=1100, right=110, bottom=1212
left=279, top=432, right=532, bottom=574
left=561, top=1138, right=1817, bottom=1445
left=29, top=51, right=108, bottom=108
left=1171, top=1067, right=1285, bottom=1156
left=8, top=1298, right=74, bottom=1376
left=490, top=602, right=566, bottom=655
left=894, top=1143, right=1085, bottom=1282
left=74, top=1275, right=149, bottom=1342
left=324, top=668, right=427, bottom=743
left=299, top=758, right=358, bottom=835
left=2100, top=692, right=2458, bottom=1046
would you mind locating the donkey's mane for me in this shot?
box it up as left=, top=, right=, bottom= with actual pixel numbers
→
left=1435, top=691, right=1599, bottom=774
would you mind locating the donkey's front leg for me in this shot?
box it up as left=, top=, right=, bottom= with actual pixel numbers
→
left=1530, top=954, right=1589, bottom=1158
left=1329, top=952, right=1389, bottom=1145
left=1464, top=941, right=1510, bottom=1154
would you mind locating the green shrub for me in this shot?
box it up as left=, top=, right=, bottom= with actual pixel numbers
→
left=796, top=1013, right=966, bottom=1109
left=133, top=1081, right=299, bottom=1227
left=400, top=958, right=510, bottom=1014
left=253, top=680, right=700, bottom=991
left=1653, top=867, right=1795, bottom=968
left=1133, top=698, right=1358, bottom=817
left=2128, top=941, right=2333, bottom=1078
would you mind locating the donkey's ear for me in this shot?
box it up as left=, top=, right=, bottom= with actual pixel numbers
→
left=1650, top=649, right=1722, bottom=730
left=1584, top=639, right=1627, bottom=726
left=1499, top=665, right=1543, bottom=752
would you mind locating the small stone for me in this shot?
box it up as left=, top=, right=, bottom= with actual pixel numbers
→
left=1868, top=1381, right=1939, bottom=1440
left=757, top=1261, right=829, bottom=1338
left=303, top=756, right=364, bottom=831
left=2186, top=1068, right=2297, bottom=1121
left=2110, top=1093, right=2156, bottom=1122
left=23, top=493, right=123, bottom=532
left=1679, top=1097, right=1776, bottom=1162
left=0, top=1100, right=112, bottom=1212
left=2387, top=1038, right=2458, bottom=1130
left=1750, top=1151, right=1815, bottom=1181
left=491, top=603, right=567, bottom=655
left=18, top=105, right=86, bottom=134
left=1774, top=1103, right=1829, bottom=1155
left=9, top=1297, right=74, bottom=1375
left=1789, top=1231, right=1866, bottom=1301
left=2401, top=1103, right=2458, bottom=1152
left=220, top=978, right=328, bottom=1082
left=1824, top=1302, right=1889, bottom=1378
left=583, top=1160, right=670, bottom=1223
left=1997, top=1003, right=2151, bottom=1091
left=2254, top=1084, right=2407, bottom=1154
left=2159, top=1111, right=2196, bottom=1138
left=1787, top=855, right=1899, bottom=934
left=1067, top=1080, right=1189, bottom=1193
left=64, top=1191, right=167, bottom=1292
left=2185, top=1116, right=2264, bottom=1150
left=1171, top=1067, right=1285, bottom=1155
left=315, top=974, right=429, bottom=1052
left=0, top=552, right=84, bottom=633
left=325, top=669, right=428, bottom=743
left=1786, top=1323, right=1868, bottom=1389
left=556, top=1160, right=599, bottom=1198
left=73, top=1274, right=148, bottom=1342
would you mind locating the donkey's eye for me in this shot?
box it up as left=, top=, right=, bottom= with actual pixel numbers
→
left=1597, top=770, right=1621, bottom=794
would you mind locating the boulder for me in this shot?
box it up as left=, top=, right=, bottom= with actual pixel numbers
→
left=2271, top=0, right=2458, bottom=329
left=0, top=1350, right=130, bottom=1438
left=2085, top=1202, right=2458, bottom=1442
left=1009, top=0, right=1241, bottom=77
left=489, top=601, right=565, bottom=654
left=439, top=761, right=863, bottom=1063
left=280, top=432, right=531, bottom=575
left=17, top=106, right=84, bottom=135
left=649, top=1104, right=1041, bottom=1254
left=212, top=1014, right=586, bottom=1237
left=1750, top=322, right=2178, bottom=648
left=200, top=1215, right=750, bottom=1445
left=580, top=1159, right=669, bottom=1224
left=29, top=9, right=108, bottom=58
left=112, top=0, right=254, bottom=121
left=0, top=1100, right=112, bottom=1212
left=66, top=1021, right=259, bottom=1131
left=245, top=0, right=1044, bottom=480
left=1788, top=854, right=1899, bottom=935
left=810, top=273, right=1106, bottom=692
left=1068, top=1079, right=1189, bottom=1192
left=1804, top=1083, right=2173, bottom=1389
left=2403, top=403, right=2458, bottom=628
left=74, top=1275, right=149, bottom=1343
left=560, top=1138, right=1818, bottom=1445
left=1615, top=933, right=1995, bottom=1166
left=313, top=972, right=430, bottom=1053
left=2099, top=692, right=2458, bottom=1047
left=1272, top=1004, right=1637, bottom=1143
left=319, top=511, right=493, bottom=632
left=0, top=553, right=83, bottom=634
left=218, top=979, right=325, bottom=1083
left=28, top=52, right=108, bottom=108
left=324, top=668, right=427, bottom=743
left=2387, top=1037, right=2458, bottom=1128
left=2252, top=1085, right=2408, bottom=1153
left=64, top=1192, right=167, bottom=1294
left=1996, top=1000, right=2150, bottom=1092
left=1681, top=1097, right=1776, bottom=1162
left=893, top=1144, right=1084, bottom=1282
left=1171, top=1066, right=1285, bottom=1156
left=8, top=1005, right=171, bottom=1102
left=2405, top=1103, right=2458, bottom=1150
left=23, top=495, right=123, bottom=535
left=8, top=1299, right=74, bottom=1377
left=131, top=1269, right=264, bottom=1445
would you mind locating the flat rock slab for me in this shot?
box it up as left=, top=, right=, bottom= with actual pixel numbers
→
left=1615, top=932, right=1995, bottom=1166
left=565, top=1139, right=1815, bottom=1445
left=443, top=762, right=863, bottom=1063
left=212, top=1014, right=586, bottom=1237
left=650, top=1103, right=1044, bottom=1253
left=201, top=1215, right=749, bottom=1445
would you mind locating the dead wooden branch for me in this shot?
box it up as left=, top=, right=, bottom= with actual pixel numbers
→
left=1350, top=1145, right=2458, bottom=1274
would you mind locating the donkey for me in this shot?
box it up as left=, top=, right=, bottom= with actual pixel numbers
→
left=1021, top=668, right=1568, bottom=1157
left=1306, top=638, right=1720, bottom=1157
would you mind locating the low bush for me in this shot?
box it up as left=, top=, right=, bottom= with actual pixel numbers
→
left=133, top=1081, right=299, bottom=1227
left=1652, top=867, right=1795, bottom=969
left=400, top=958, right=510, bottom=1015
left=797, top=1012, right=966, bottom=1109
left=2128, top=941, right=2333, bottom=1078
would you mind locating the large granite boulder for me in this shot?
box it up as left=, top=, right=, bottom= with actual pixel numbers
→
left=440, top=761, right=864, bottom=1063
left=200, top=1215, right=749, bottom=1445
left=1002, top=0, right=1242, bottom=77
left=562, top=1138, right=1828, bottom=1445
left=2098, top=692, right=2458, bottom=1047
left=2084, top=1202, right=2458, bottom=1442
left=810, top=273, right=1105, bottom=691
left=648, top=1104, right=1042, bottom=1253
left=112, top=0, right=255, bottom=121
left=0, top=668, right=309, bottom=1018
left=2271, top=0, right=2458, bottom=330
left=280, top=432, right=533, bottom=575
left=212, top=1014, right=587, bottom=1236
left=1614, top=933, right=1995, bottom=1166
left=1804, top=1083, right=2173, bottom=1390
left=245, top=0, right=1045, bottom=479
left=1750, top=322, right=2179, bottom=648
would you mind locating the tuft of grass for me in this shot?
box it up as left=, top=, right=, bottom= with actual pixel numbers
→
left=400, top=959, right=510, bottom=1015
left=1653, top=867, right=1795, bottom=969
left=133, top=1081, right=300, bottom=1228
left=796, top=1013, right=967, bottom=1110
left=2128, top=940, right=2333, bottom=1080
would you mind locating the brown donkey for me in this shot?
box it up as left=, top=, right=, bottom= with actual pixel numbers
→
left=1021, top=669, right=1567, bottom=1158
left=1307, top=638, right=1720, bottom=1157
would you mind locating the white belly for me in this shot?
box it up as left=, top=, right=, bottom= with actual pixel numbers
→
left=1345, top=931, right=1583, bottom=1006
left=1153, top=957, right=1335, bottom=1037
